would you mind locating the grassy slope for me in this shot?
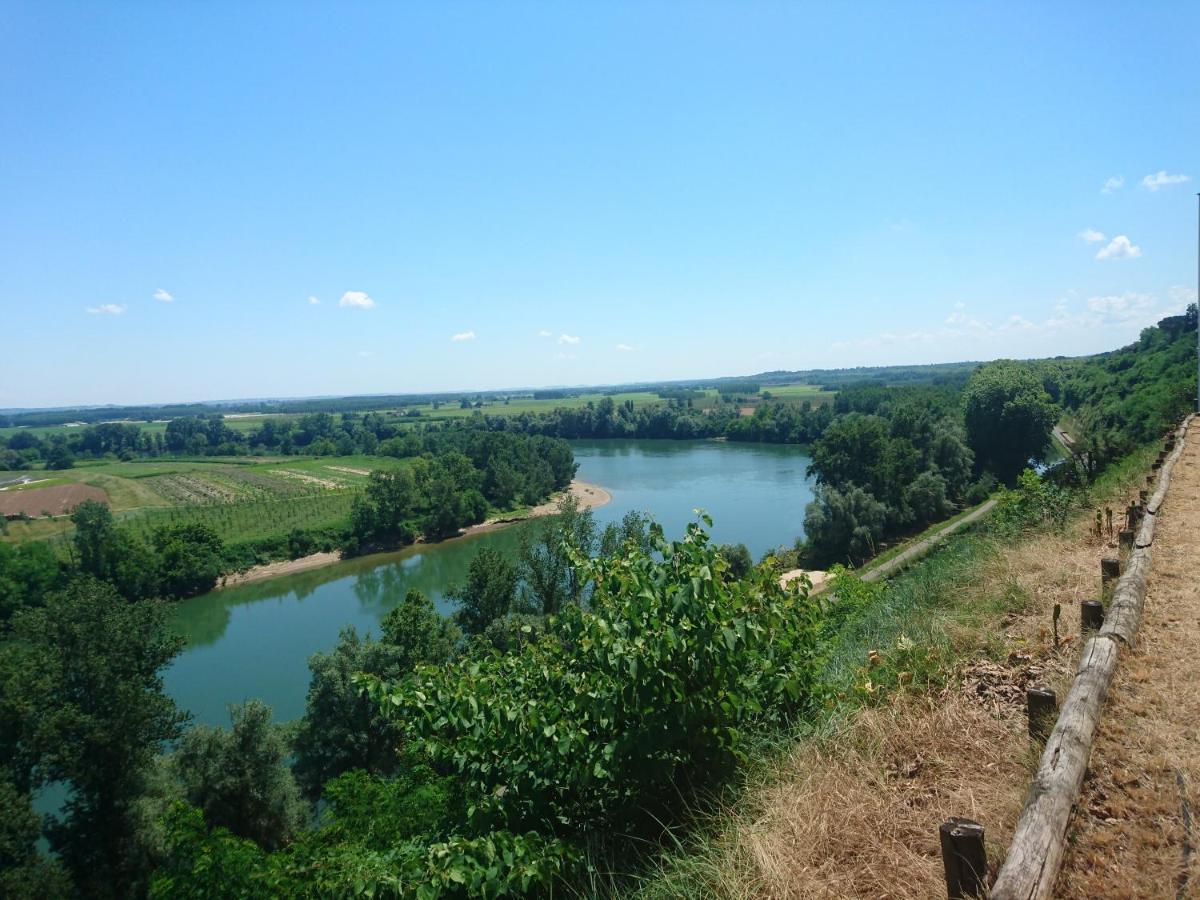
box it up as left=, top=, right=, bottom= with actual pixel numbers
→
left=625, top=443, right=1160, bottom=898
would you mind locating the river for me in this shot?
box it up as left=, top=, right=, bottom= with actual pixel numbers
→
left=165, top=439, right=815, bottom=726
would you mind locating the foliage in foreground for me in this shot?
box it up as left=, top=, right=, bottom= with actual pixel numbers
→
left=366, top=516, right=824, bottom=838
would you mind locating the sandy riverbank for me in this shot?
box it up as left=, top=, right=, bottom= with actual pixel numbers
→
left=216, top=479, right=612, bottom=590
left=779, top=568, right=829, bottom=592
left=459, top=479, right=611, bottom=537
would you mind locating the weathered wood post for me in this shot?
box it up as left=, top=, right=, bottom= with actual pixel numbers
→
left=1139, top=489, right=1148, bottom=505
left=1026, top=687, right=1057, bottom=741
left=1081, top=599, right=1104, bottom=631
left=1101, top=557, right=1120, bottom=601
left=940, top=817, right=988, bottom=899
left=1105, top=507, right=1113, bottom=537
left=1118, top=528, right=1134, bottom=559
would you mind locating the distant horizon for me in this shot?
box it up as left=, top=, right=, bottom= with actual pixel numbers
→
left=5, top=351, right=1098, bottom=414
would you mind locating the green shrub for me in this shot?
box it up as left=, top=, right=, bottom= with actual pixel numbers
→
left=364, top=516, right=823, bottom=838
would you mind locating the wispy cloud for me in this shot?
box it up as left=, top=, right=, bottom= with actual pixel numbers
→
left=339, top=291, right=375, bottom=309
left=537, top=329, right=551, bottom=338
left=308, top=296, right=320, bottom=305
left=615, top=343, right=634, bottom=352
left=87, top=304, right=126, bottom=316
left=1078, top=228, right=1105, bottom=243
left=1087, top=293, right=1155, bottom=321
left=1101, top=176, right=1124, bottom=194
left=451, top=331, right=475, bottom=342
left=1095, top=235, right=1142, bottom=260
left=1141, top=171, right=1190, bottom=191
left=153, top=288, right=173, bottom=302
left=558, top=333, right=581, bottom=345
left=835, top=293, right=1167, bottom=353
left=1169, top=285, right=1198, bottom=307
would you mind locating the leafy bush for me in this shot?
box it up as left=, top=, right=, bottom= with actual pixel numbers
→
left=990, top=469, right=1073, bottom=534
left=151, top=803, right=577, bottom=899
left=364, top=516, right=823, bottom=839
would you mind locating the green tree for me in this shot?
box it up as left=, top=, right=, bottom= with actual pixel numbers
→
left=292, top=628, right=409, bottom=801
left=717, top=543, right=753, bottom=579
left=0, top=778, right=70, bottom=898
left=152, top=522, right=225, bottom=598
left=379, top=588, right=461, bottom=667
left=518, top=495, right=596, bottom=615
left=71, top=501, right=159, bottom=601
left=803, top=484, right=888, bottom=566
left=449, top=547, right=519, bottom=636
left=171, top=700, right=305, bottom=851
left=0, top=541, right=64, bottom=623
left=11, top=579, right=186, bottom=897
left=963, top=360, right=1058, bottom=481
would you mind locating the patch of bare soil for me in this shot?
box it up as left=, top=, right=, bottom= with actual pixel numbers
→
left=1055, top=438, right=1200, bottom=898
left=0, top=483, right=107, bottom=517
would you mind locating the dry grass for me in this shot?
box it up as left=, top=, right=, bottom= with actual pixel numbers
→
left=1055, top=437, right=1200, bottom=898
left=638, top=457, right=1159, bottom=899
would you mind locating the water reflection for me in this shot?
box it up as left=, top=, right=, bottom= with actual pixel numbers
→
left=167, top=439, right=815, bottom=725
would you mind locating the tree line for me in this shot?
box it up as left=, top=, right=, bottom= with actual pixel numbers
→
left=799, top=307, right=1197, bottom=566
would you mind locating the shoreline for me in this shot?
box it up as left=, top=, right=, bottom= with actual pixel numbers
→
left=215, top=479, right=612, bottom=590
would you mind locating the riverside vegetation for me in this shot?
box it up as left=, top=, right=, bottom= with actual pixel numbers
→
left=0, top=308, right=1195, bottom=897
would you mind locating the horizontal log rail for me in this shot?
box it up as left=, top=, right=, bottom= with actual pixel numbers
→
left=985, top=414, right=1193, bottom=900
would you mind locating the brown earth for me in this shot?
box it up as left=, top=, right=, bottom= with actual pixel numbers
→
left=0, top=483, right=107, bottom=518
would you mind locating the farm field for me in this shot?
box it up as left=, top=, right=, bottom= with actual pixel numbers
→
left=0, top=455, right=411, bottom=550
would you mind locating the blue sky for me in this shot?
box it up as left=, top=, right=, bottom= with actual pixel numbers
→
left=2, top=1, right=1197, bottom=407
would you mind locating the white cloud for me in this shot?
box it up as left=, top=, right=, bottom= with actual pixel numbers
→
left=843, top=292, right=1167, bottom=354
left=308, top=296, right=320, bottom=305
left=153, top=288, right=173, bottom=302
left=537, top=329, right=552, bottom=338
left=1141, top=171, right=1190, bottom=191
left=1087, top=292, right=1156, bottom=321
left=1078, top=228, right=1105, bottom=243
left=451, top=331, right=476, bottom=342
left=1095, top=235, right=1142, bottom=260
left=339, top=291, right=375, bottom=309
left=1169, top=285, right=1197, bottom=308
left=615, top=343, right=634, bottom=352
left=1101, top=176, right=1124, bottom=194
left=87, top=304, right=126, bottom=315
left=558, top=333, right=581, bottom=345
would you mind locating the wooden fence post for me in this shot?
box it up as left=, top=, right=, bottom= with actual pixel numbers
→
left=1081, top=600, right=1104, bottom=632
left=1101, top=557, right=1120, bottom=599
left=1118, top=529, right=1134, bottom=559
left=1027, top=687, right=1057, bottom=741
left=940, top=817, right=988, bottom=899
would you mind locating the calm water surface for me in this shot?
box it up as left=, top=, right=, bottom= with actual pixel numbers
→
left=166, top=440, right=815, bottom=725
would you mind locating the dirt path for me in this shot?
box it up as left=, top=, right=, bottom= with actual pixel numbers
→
left=217, top=480, right=611, bottom=590
left=861, top=498, right=997, bottom=583
left=1055, top=436, right=1200, bottom=897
